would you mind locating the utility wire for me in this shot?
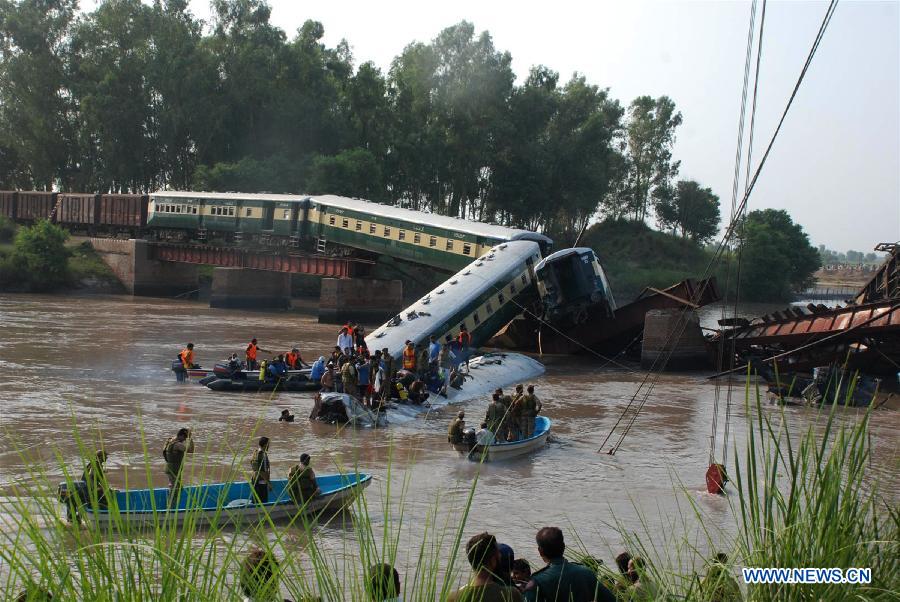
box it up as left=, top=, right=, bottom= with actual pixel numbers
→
left=600, top=0, right=840, bottom=455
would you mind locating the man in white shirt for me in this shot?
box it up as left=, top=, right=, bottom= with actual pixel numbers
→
left=475, top=422, right=495, bottom=446
left=337, top=327, right=354, bottom=356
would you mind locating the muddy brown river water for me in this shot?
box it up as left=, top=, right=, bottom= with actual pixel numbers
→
left=1, top=293, right=897, bottom=589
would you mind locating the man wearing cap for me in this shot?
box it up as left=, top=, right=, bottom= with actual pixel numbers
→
left=447, top=410, right=466, bottom=444
left=520, top=385, right=543, bottom=439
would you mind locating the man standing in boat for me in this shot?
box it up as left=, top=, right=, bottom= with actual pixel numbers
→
left=245, top=338, right=270, bottom=371
left=164, top=427, right=195, bottom=508
left=287, top=453, right=320, bottom=506
left=250, top=437, right=271, bottom=504
left=448, top=411, right=466, bottom=444
left=520, top=385, right=543, bottom=439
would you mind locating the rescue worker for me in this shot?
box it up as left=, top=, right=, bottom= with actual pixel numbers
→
left=495, top=388, right=514, bottom=441
left=355, top=325, right=368, bottom=355
left=287, top=453, right=320, bottom=506
left=448, top=411, right=466, bottom=444
left=279, top=409, right=295, bottom=422
left=163, top=427, right=194, bottom=508
left=285, top=347, right=306, bottom=370
left=341, top=357, right=359, bottom=398
left=402, top=341, right=416, bottom=371
left=523, top=527, right=615, bottom=602
left=81, top=449, right=109, bottom=509
left=416, top=343, right=430, bottom=380
left=250, top=437, right=271, bottom=504
left=438, top=336, right=454, bottom=398
left=520, top=385, right=543, bottom=439
left=180, top=343, right=196, bottom=369
left=245, top=338, right=270, bottom=371
left=457, top=324, right=472, bottom=367
left=508, top=385, right=526, bottom=441
left=266, top=354, right=288, bottom=383
left=475, top=422, right=495, bottom=446
left=485, top=393, right=506, bottom=436
left=321, top=362, right=336, bottom=392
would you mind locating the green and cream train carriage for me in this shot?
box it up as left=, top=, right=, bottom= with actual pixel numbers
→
left=148, top=191, right=551, bottom=272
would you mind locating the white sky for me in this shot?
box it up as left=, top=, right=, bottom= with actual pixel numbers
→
left=90, top=0, right=900, bottom=251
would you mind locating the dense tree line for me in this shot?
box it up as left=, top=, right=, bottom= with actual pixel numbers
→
left=0, top=0, right=722, bottom=244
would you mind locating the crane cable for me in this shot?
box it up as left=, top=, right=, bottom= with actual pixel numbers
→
left=599, top=0, right=840, bottom=456
left=711, top=0, right=761, bottom=466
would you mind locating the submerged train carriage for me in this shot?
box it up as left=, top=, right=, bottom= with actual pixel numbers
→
left=535, top=247, right=617, bottom=322
left=307, top=195, right=552, bottom=272
left=366, top=240, right=544, bottom=357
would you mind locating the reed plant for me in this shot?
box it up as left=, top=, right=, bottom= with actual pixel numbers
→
left=1, top=377, right=898, bottom=600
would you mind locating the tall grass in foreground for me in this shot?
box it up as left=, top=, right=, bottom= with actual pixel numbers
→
left=603, top=380, right=899, bottom=601
left=2, top=379, right=898, bottom=600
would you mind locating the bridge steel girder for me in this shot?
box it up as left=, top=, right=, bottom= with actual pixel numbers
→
left=148, top=243, right=357, bottom=277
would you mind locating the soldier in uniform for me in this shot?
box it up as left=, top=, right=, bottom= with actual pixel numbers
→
left=520, top=385, right=543, bottom=439
left=524, top=527, right=615, bottom=602
left=448, top=532, right=523, bottom=602
left=485, top=393, right=506, bottom=437
left=341, top=358, right=358, bottom=398
left=447, top=411, right=466, bottom=444
left=496, top=388, right=515, bottom=441
left=250, top=437, right=271, bottom=504
left=416, top=344, right=430, bottom=380
left=81, top=449, right=110, bottom=509
left=287, top=453, right=320, bottom=507
left=163, top=427, right=194, bottom=508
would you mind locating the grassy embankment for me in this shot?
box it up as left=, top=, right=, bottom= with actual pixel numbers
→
left=0, top=217, right=122, bottom=292
left=1, top=380, right=897, bottom=600
left=582, top=219, right=725, bottom=303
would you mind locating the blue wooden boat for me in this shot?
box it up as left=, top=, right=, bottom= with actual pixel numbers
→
left=452, top=416, right=551, bottom=462
left=60, top=472, right=371, bottom=527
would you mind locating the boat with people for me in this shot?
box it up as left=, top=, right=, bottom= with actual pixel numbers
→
left=452, top=416, right=551, bottom=462
left=309, top=392, right=388, bottom=428
left=58, top=472, right=371, bottom=528
left=205, top=374, right=320, bottom=392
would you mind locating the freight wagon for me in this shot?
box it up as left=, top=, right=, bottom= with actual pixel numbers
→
left=16, top=191, right=57, bottom=222
left=56, top=193, right=100, bottom=230
left=0, top=191, right=16, bottom=220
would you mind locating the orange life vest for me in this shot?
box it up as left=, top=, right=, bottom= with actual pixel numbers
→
left=180, top=348, right=194, bottom=368
left=246, top=342, right=258, bottom=361
left=402, top=346, right=416, bottom=370
left=285, top=352, right=299, bottom=368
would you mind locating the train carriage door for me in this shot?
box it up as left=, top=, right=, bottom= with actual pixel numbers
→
left=290, top=204, right=300, bottom=234
left=262, top=204, right=275, bottom=230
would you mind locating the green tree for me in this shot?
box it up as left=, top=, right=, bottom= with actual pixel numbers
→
left=611, top=95, right=682, bottom=222
left=9, top=219, right=71, bottom=291
left=0, top=0, right=78, bottom=189
left=739, top=209, right=820, bottom=302
left=308, top=148, right=383, bottom=200
left=654, top=179, right=721, bottom=244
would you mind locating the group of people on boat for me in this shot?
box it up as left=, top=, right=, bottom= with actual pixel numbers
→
left=62, top=431, right=322, bottom=522
left=319, top=321, right=473, bottom=410
left=448, top=385, right=543, bottom=447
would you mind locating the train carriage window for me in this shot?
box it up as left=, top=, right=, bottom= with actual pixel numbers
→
left=356, top=221, right=362, bottom=231
left=398, top=230, right=406, bottom=241
left=446, top=240, right=454, bottom=251
left=521, top=274, right=528, bottom=285
left=369, top=223, right=376, bottom=234
left=463, top=244, right=472, bottom=255
left=498, top=292, right=505, bottom=304
left=282, top=210, right=289, bottom=219
left=383, top=226, right=391, bottom=237
left=192, top=206, right=198, bottom=214
left=342, top=218, right=349, bottom=228
left=472, top=312, right=480, bottom=325
left=413, top=233, right=421, bottom=244
left=228, top=206, right=235, bottom=216
left=486, top=302, right=493, bottom=314
left=175, top=205, right=181, bottom=213
left=510, top=282, right=517, bottom=294
left=429, top=236, right=437, bottom=247
left=329, top=215, right=336, bottom=225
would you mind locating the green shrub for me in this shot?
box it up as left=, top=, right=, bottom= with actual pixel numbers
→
left=0, top=215, right=16, bottom=243
left=7, top=220, right=71, bottom=291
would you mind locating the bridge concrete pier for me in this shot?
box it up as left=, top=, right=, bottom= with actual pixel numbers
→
left=319, top=278, right=403, bottom=324
left=210, top=268, right=292, bottom=310
left=90, top=238, right=199, bottom=297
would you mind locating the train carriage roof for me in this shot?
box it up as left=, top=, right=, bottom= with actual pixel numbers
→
left=310, top=195, right=551, bottom=243
left=151, top=191, right=309, bottom=202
